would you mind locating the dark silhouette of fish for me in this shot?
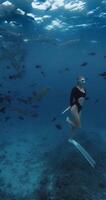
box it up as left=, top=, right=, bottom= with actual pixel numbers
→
left=41, top=71, right=46, bottom=77
left=9, top=70, right=25, bottom=80
left=88, top=52, right=96, bottom=56
left=55, top=124, right=62, bottom=130
left=104, top=56, right=106, bottom=58
left=52, top=117, right=56, bottom=122
left=85, top=97, right=90, bottom=100
left=9, top=75, right=18, bottom=80
left=19, top=116, right=24, bottom=120
left=64, top=67, right=70, bottom=71
left=99, top=72, right=106, bottom=77
left=6, top=66, right=10, bottom=69
left=35, top=65, right=42, bottom=69
left=8, top=91, right=11, bottom=93
left=80, top=62, right=88, bottom=67
left=0, top=107, right=6, bottom=113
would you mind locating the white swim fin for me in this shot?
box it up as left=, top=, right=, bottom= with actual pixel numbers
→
left=68, top=138, right=96, bottom=168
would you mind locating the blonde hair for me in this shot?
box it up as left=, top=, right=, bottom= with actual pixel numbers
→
left=76, top=75, right=85, bottom=82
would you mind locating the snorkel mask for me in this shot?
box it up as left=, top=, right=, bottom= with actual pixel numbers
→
left=80, top=78, right=86, bottom=84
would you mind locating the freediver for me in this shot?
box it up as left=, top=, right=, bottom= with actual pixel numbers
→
left=64, top=76, right=96, bottom=168
left=66, top=75, right=86, bottom=135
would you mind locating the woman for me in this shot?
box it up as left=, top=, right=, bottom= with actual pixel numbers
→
left=66, top=75, right=86, bottom=133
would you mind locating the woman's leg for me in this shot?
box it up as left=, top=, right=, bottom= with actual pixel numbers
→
left=66, top=116, right=76, bottom=127
left=70, top=105, right=81, bottom=128
left=66, top=105, right=81, bottom=129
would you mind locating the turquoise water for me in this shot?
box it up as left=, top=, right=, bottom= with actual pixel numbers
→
left=0, top=1, right=106, bottom=199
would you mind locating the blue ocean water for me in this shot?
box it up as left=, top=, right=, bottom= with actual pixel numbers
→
left=0, top=0, right=106, bottom=199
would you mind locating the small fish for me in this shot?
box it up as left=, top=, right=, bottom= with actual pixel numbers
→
left=52, top=117, right=56, bottom=122
left=64, top=67, right=70, bottom=71
left=8, top=91, right=11, bottom=93
left=41, top=71, right=46, bottom=77
left=9, top=75, right=17, bottom=80
left=88, top=52, right=96, bottom=56
left=99, top=72, right=106, bottom=77
left=55, top=124, right=62, bottom=130
left=104, top=56, right=106, bottom=58
left=35, top=65, right=42, bottom=69
left=85, top=97, right=90, bottom=100
left=6, top=66, right=10, bottom=69
left=0, top=107, right=6, bottom=113
left=9, top=70, right=25, bottom=80
left=19, top=116, right=24, bottom=120
left=80, top=62, right=88, bottom=67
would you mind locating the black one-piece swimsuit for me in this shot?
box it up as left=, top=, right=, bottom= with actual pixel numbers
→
left=70, top=86, right=86, bottom=113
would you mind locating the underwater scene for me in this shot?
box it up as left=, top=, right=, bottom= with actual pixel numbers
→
left=0, top=0, right=106, bottom=199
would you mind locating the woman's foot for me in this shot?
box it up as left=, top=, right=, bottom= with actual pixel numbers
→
left=66, top=116, right=70, bottom=123
left=66, top=117, right=77, bottom=138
